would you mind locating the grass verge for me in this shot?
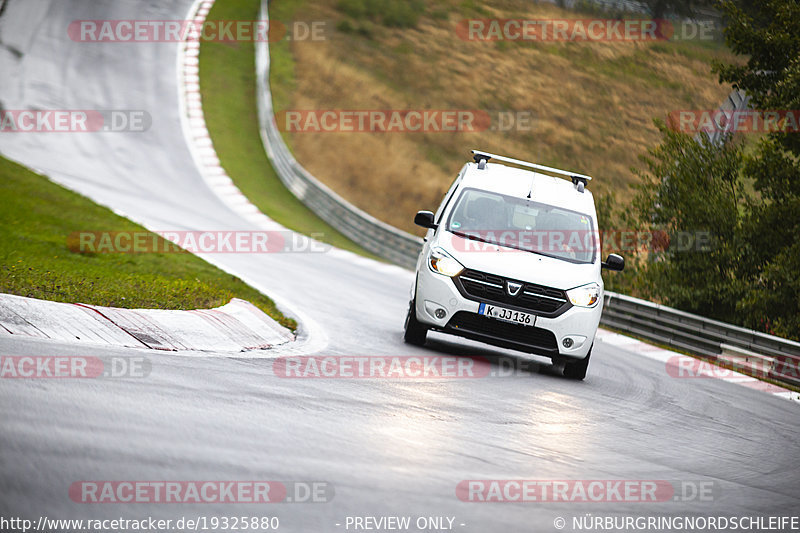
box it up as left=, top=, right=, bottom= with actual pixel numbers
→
left=0, top=155, right=296, bottom=331
left=198, top=0, right=379, bottom=260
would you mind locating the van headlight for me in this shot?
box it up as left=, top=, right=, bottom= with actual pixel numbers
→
left=428, top=247, right=464, bottom=277
left=566, top=283, right=600, bottom=307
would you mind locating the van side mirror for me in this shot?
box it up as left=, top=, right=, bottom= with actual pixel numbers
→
left=414, top=211, right=437, bottom=230
left=602, top=253, right=624, bottom=271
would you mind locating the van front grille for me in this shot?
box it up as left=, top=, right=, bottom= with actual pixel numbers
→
left=455, top=269, right=570, bottom=317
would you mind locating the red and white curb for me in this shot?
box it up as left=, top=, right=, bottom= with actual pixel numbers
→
left=0, top=293, right=294, bottom=353
left=176, top=0, right=278, bottom=231
left=595, top=329, right=800, bottom=403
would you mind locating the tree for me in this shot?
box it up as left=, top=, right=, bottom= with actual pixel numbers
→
left=714, top=0, right=800, bottom=154
left=633, top=122, right=745, bottom=322
left=621, top=0, right=799, bottom=339
left=713, top=0, right=800, bottom=339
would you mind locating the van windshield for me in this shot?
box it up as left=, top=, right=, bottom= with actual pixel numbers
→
left=445, top=188, right=598, bottom=264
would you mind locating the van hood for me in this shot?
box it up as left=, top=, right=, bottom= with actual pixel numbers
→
left=439, top=232, right=600, bottom=291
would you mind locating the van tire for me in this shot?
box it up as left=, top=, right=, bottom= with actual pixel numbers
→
left=404, top=301, right=428, bottom=346
left=563, top=345, right=591, bottom=380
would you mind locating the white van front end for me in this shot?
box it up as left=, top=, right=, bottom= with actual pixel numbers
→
left=412, top=233, right=603, bottom=361
left=404, top=151, right=624, bottom=380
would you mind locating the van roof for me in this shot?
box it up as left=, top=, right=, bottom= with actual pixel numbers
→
left=460, top=162, right=597, bottom=216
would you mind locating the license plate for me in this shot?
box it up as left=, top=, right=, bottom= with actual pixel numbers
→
left=478, top=303, right=536, bottom=326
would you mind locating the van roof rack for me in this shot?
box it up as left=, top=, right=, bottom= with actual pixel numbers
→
left=471, top=150, right=593, bottom=192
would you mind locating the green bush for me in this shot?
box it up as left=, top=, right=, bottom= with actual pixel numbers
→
left=382, top=1, right=423, bottom=28
left=336, top=19, right=355, bottom=34
left=337, top=0, right=424, bottom=29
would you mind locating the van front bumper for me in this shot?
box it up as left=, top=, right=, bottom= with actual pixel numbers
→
left=414, top=266, right=600, bottom=360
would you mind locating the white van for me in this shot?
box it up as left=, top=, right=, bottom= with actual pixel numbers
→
left=405, top=150, right=624, bottom=379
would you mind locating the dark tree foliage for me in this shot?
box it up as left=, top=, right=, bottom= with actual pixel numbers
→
left=714, top=0, right=800, bottom=154
left=715, top=0, right=800, bottom=338
left=634, top=0, right=800, bottom=340
left=643, top=0, right=715, bottom=19
left=634, top=122, right=745, bottom=322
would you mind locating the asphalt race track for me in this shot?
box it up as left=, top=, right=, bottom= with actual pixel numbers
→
left=0, top=1, right=798, bottom=532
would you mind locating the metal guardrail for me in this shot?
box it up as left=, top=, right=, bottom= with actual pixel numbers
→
left=254, top=1, right=798, bottom=388
left=601, top=292, right=800, bottom=388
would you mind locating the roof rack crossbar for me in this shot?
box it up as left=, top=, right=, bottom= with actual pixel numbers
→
left=471, top=149, right=593, bottom=183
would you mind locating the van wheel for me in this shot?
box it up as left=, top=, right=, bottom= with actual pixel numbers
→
left=404, top=301, right=428, bottom=346
left=563, top=345, right=592, bottom=380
